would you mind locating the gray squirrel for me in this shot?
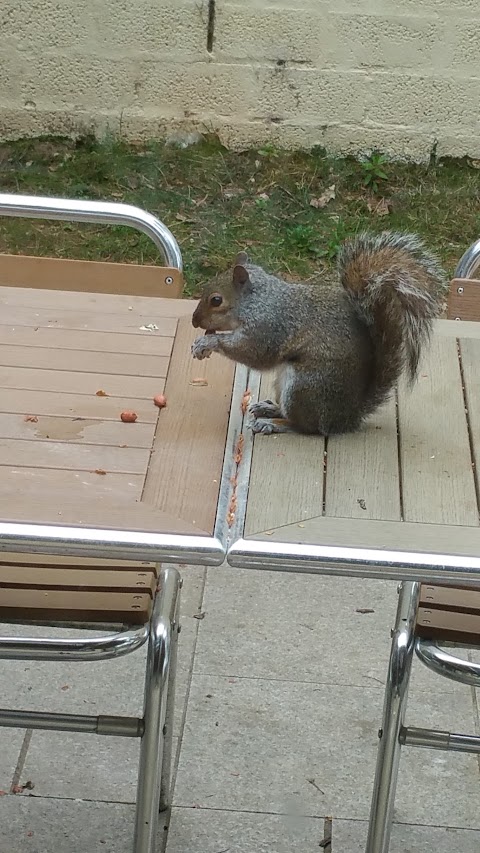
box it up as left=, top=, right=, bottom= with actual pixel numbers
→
left=191, top=231, right=447, bottom=435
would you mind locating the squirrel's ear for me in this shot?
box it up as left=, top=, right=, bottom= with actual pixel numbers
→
left=235, top=251, right=249, bottom=266
left=232, top=264, right=250, bottom=289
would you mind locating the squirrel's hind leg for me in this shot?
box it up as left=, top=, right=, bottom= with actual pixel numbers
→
left=249, top=400, right=282, bottom=419
left=249, top=417, right=294, bottom=435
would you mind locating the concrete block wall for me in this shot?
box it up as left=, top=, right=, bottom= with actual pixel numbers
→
left=1, top=0, right=480, bottom=158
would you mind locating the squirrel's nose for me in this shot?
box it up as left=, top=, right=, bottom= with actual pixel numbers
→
left=192, top=308, right=200, bottom=328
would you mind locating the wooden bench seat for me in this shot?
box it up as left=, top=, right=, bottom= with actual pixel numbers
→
left=416, top=583, right=480, bottom=644
left=0, top=554, right=159, bottom=624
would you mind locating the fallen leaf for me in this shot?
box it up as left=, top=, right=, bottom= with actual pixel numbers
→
left=95, top=389, right=108, bottom=397
left=193, top=612, right=206, bottom=620
left=24, top=415, right=38, bottom=423
left=357, top=498, right=367, bottom=511
left=93, top=469, right=107, bottom=475
left=367, top=197, right=391, bottom=217
left=356, top=608, right=375, bottom=614
left=222, top=187, right=242, bottom=200
left=310, top=185, right=336, bottom=208
left=190, top=377, right=208, bottom=386
left=175, top=212, right=194, bottom=223
left=61, top=684, right=70, bottom=691
left=469, top=158, right=480, bottom=169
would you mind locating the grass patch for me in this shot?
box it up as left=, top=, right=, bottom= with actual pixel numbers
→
left=0, top=134, right=479, bottom=296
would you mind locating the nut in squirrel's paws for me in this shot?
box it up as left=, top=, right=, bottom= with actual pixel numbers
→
left=191, top=335, right=216, bottom=360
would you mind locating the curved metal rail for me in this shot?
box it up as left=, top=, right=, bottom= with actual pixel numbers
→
left=0, top=193, right=183, bottom=270
left=415, top=638, right=480, bottom=688
left=454, top=238, right=480, bottom=280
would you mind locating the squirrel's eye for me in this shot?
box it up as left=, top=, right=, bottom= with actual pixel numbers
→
left=210, top=295, right=223, bottom=307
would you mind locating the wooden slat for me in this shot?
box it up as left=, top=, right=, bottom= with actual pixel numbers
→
left=0, top=345, right=171, bottom=379
left=0, top=325, right=173, bottom=355
left=0, top=438, right=150, bottom=474
left=0, top=465, right=143, bottom=507
left=0, top=308, right=178, bottom=336
left=0, top=286, right=195, bottom=316
left=0, top=465, right=201, bottom=533
left=0, top=367, right=167, bottom=398
left=0, top=254, right=183, bottom=298
left=0, top=389, right=159, bottom=421
left=325, top=397, right=400, bottom=522
left=416, top=607, right=480, bottom=644
left=0, top=566, right=157, bottom=595
left=0, top=552, right=156, bottom=570
left=0, top=588, right=153, bottom=624
left=248, top=514, right=480, bottom=561
left=448, top=279, right=480, bottom=322
left=0, top=413, right=155, bottom=448
left=419, top=584, right=480, bottom=614
left=245, top=374, right=324, bottom=536
left=435, top=319, right=480, bottom=339
left=142, top=316, right=235, bottom=536
left=398, top=335, right=478, bottom=525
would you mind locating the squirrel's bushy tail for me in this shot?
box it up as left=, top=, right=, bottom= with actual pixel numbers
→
left=338, top=231, right=447, bottom=412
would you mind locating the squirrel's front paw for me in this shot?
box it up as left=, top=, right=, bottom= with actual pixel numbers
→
left=191, top=335, right=217, bottom=360
left=249, top=400, right=282, bottom=419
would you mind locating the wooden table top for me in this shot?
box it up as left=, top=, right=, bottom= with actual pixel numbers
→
left=241, top=319, right=480, bottom=569
left=0, top=284, right=234, bottom=539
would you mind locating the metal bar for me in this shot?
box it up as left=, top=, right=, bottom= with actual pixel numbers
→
left=134, top=567, right=181, bottom=852
left=415, top=639, right=480, bottom=687
left=227, top=537, right=480, bottom=584
left=0, top=193, right=182, bottom=270
left=454, top=239, right=480, bottom=280
left=0, top=709, right=142, bottom=737
left=0, top=623, right=148, bottom=661
left=401, top=726, right=480, bottom=754
left=365, top=582, right=419, bottom=853
left=213, top=365, right=259, bottom=549
left=0, top=523, right=224, bottom=566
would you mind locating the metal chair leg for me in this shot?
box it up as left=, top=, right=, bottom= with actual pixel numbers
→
left=159, top=584, right=180, bottom=813
left=133, top=566, right=181, bottom=853
left=365, top=581, right=420, bottom=853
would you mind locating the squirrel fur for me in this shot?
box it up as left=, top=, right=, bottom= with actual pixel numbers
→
left=191, top=231, right=447, bottom=436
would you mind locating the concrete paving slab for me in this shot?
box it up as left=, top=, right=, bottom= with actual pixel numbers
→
left=196, top=568, right=474, bottom=696
left=332, top=818, right=480, bottom=852
left=0, top=794, right=138, bottom=853
left=166, top=805, right=325, bottom=853
left=0, top=730, right=25, bottom=791
left=173, top=674, right=480, bottom=826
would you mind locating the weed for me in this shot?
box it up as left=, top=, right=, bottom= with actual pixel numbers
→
left=360, top=152, right=389, bottom=193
